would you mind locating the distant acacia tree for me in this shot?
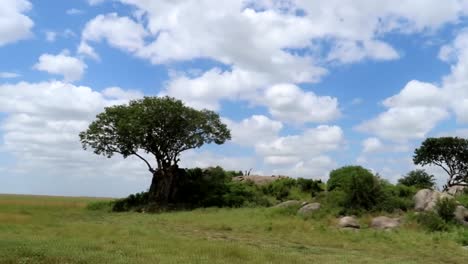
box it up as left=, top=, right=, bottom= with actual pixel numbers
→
left=398, top=169, right=435, bottom=189
left=413, top=137, right=468, bottom=191
left=79, top=96, right=231, bottom=206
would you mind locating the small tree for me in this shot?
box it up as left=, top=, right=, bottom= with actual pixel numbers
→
left=79, top=96, right=231, bottom=206
left=413, top=137, right=468, bottom=191
left=398, top=169, right=435, bottom=189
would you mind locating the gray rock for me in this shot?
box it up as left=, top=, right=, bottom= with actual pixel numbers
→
left=274, top=200, right=302, bottom=208
left=298, top=203, right=321, bottom=216
left=454, top=205, right=468, bottom=226
left=414, top=189, right=453, bottom=211
left=371, top=216, right=400, bottom=230
left=338, top=216, right=360, bottom=229
left=445, top=185, right=467, bottom=196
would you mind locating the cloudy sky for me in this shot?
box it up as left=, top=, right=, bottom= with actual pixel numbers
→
left=1, top=0, right=468, bottom=197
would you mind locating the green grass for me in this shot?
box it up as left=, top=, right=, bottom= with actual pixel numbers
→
left=0, top=194, right=467, bottom=263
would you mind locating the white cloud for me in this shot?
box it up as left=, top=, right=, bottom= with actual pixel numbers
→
left=0, top=72, right=21, bottom=79
left=34, top=50, right=87, bottom=82
left=358, top=80, right=449, bottom=141
left=362, top=137, right=384, bottom=153
left=102, top=87, right=143, bottom=100
left=79, top=13, right=148, bottom=59
left=45, top=31, right=57, bottom=42
left=358, top=106, right=449, bottom=141
left=262, top=84, right=340, bottom=124
left=77, top=1, right=468, bottom=117
left=223, top=115, right=283, bottom=147
left=0, top=0, right=34, bottom=46
left=66, top=8, right=83, bottom=15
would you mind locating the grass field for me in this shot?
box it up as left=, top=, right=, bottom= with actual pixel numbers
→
left=0, top=194, right=467, bottom=263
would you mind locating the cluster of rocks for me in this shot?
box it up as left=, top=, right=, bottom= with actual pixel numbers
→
left=273, top=200, right=402, bottom=230
left=272, top=187, right=468, bottom=230
left=414, top=188, right=468, bottom=226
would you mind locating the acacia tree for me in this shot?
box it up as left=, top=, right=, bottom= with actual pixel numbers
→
left=79, top=96, right=231, bottom=206
left=413, top=137, right=468, bottom=191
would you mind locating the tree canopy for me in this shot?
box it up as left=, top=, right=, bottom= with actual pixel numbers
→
left=80, top=96, right=231, bottom=206
left=79, top=96, right=231, bottom=173
left=398, top=169, right=435, bottom=189
left=413, top=137, right=468, bottom=190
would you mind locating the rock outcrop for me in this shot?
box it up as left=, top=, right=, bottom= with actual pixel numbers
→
left=274, top=200, right=302, bottom=208
left=454, top=205, right=468, bottom=226
left=338, top=216, right=360, bottom=229
left=414, top=189, right=453, bottom=211
left=297, top=203, right=321, bottom=216
left=371, top=216, right=400, bottom=230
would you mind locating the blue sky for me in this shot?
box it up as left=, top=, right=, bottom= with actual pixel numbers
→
left=1, top=0, right=468, bottom=197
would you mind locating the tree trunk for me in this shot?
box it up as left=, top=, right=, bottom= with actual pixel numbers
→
left=148, top=166, right=179, bottom=207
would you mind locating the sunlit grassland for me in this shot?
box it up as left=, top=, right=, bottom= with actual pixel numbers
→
left=0, top=194, right=467, bottom=264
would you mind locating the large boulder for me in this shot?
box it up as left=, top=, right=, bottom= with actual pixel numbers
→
left=414, top=189, right=453, bottom=211
left=454, top=205, right=468, bottom=226
left=274, top=200, right=302, bottom=208
left=297, top=203, right=321, bottom=216
left=446, top=185, right=467, bottom=196
left=338, top=216, right=360, bottom=229
left=371, top=216, right=400, bottom=230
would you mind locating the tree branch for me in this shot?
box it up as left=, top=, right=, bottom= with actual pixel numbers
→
left=132, top=152, right=155, bottom=173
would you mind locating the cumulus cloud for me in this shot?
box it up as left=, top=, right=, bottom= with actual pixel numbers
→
left=0, top=81, right=147, bottom=184
left=262, top=84, right=340, bottom=124
left=362, top=137, right=384, bottom=153
left=0, top=0, right=34, bottom=46
left=358, top=80, right=449, bottom=141
left=0, top=72, right=21, bottom=79
left=223, top=115, right=283, bottom=146
left=34, top=51, right=87, bottom=82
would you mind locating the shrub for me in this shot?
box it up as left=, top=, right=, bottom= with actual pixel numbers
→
left=86, top=200, right=113, bottom=211
left=261, top=178, right=297, bottom=201
left=327, top=166, right=374, bottom=191
left=112, top=192, right=149, bottom=212
left=456, top=192, right=468, bottom=208
left=375, top=183, right=416, bottom=212
left=398, top=170, right=435, bottom=189
left=435, top=197, right=457, bottom=222
left=327, top=166, right=382, bottom=213
left=416, top=212, right=449, bottom=232
left=296, top=178, right=324, bottom=197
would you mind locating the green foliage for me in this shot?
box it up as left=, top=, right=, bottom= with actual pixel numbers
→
left=435, top=197, right=457, bottom=222
left=261, top=178, right=297, bottom=201
left=296, top=178, right=324, bottom=197
left=326, top=166, right=382, bottom=213
left=398, top=169, right=435, bottom=189
left=456, top=229, right=468, bottom=246
left=414, top=137, right=468, bottom=190
left=80, top=96, right=231, bottom=172
left=86, top=201, right=113, bottom=212
left=327, top=166, right=374, bottom=191
left=113, top=192, right=149, bottom=212
left=416, top=212, right=450, bottom=232
left=375, top=183, right=416, bottom=213
left=456, top=192, right=468, bottom=208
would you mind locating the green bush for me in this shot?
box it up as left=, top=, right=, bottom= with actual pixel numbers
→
left=327, top=166, right=374, bottom=191
left=86, top=200, right=113, bottom=211
left=456, top=229, right=468, bottom=246
left=398, top=169, right=435, bottom=189
left=416, top=212, right=450, bottom=232
left=261, top=178, right=297, bottom=201
left=327, top=166, right=382, bottom=213
left=375, top=183, right=416, bottom=212
left=456, top=192, right=468, bottom=208
left=296, top=178, right=324, bottom=197
left=435, top=197, right=457, bottom=222
left=113, top=192, right=149, bottom=212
